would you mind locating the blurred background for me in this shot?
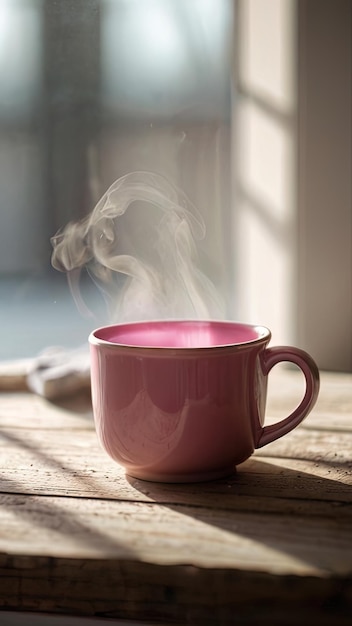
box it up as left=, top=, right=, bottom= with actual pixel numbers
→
left=0, top=0, right=351, bottom=371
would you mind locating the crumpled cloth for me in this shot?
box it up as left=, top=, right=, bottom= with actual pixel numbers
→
left=27, top=346, right=91, bottom=400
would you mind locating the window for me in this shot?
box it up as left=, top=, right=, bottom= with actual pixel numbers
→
left=0, top=0, right=233, bottom=360
left=1, top=0, right=351, bottom=370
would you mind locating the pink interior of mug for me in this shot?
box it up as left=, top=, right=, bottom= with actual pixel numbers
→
left=91, top=320, right=269, bottom=349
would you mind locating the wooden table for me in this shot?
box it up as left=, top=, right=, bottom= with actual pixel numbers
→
left=0, top=367, right=351, bottom=625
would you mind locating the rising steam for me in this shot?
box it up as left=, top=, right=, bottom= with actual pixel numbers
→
left=51, top=171, right=224, bottom=322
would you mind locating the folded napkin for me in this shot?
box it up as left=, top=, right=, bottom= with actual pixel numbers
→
left=26, top=346, right=91, bottom=400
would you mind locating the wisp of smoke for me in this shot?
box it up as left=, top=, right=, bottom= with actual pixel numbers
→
left=51, top=171, right=224, bottom=322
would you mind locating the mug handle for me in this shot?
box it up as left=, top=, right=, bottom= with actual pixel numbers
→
left=256, top=346, right=320, bottom=448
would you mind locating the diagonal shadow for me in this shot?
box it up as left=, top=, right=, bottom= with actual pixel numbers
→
left=0, top=428, right=116, bottom=497
left=2, top=424, right=351, bottom=570
left=126, top=457, right=352, bottom=575
left=0, top=427, right=135, bottom=556
left=0, top=475, right=135, bottom=557
left=1, top=402, right=351, bottom=577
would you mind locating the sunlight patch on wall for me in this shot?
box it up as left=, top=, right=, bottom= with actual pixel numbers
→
left=233, top=0, right=296, bottom=344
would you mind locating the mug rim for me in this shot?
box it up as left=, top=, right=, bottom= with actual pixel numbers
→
left=89, top=319, right=271, bottom=352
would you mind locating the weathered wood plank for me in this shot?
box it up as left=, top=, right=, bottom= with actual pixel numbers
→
left=256, top=427, right=352, bottom=466
left=0, top=425, right=351, bottom=514
left=0, top=493, right=351, bottom=576
left=0, top=497, right=351, bottom=624
left=0, top=368, right=351, bottom=623
left=1, top=555, right=351, bottom=625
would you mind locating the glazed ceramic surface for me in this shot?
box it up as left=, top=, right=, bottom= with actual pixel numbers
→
left=89, top=320, right=320, bottom=482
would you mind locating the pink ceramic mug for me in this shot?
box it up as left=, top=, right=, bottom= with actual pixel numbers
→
left=89, top=320, right=320, bottom=483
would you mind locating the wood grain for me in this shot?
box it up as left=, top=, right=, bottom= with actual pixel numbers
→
left=0, top=427, right=351, bottom=515
left=1, top=555, right=351, bottom=625
left=0, top=368, right=351, bottom=623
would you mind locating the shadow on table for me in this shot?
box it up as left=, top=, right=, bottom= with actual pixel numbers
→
left=126, top=455, right=352, bottom=572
